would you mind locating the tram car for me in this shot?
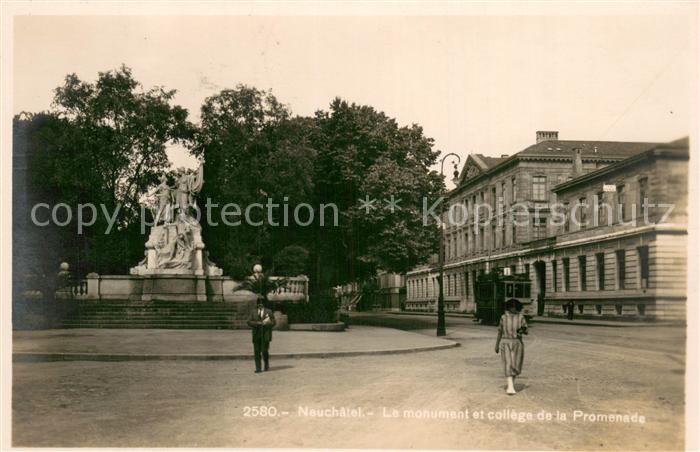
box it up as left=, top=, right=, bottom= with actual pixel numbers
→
left=474, top=269, right=536, bottom=324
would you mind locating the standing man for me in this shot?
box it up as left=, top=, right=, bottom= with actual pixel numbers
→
left=567, top=300, right=575, bottom=321
left=247, top=298, right=276, bottom=373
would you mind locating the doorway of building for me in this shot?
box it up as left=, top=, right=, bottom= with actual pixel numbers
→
left=534, top=260, right=546, bottom=316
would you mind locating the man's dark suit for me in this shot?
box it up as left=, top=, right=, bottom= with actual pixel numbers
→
left=247, top=304, right=276, bottom=372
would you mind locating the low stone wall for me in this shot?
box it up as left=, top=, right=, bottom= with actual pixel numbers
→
left=56, top=274, right=310, bottom=303
left=288, top=322, right=346, bottom=332
left=99, top=276, right=143, bottom=301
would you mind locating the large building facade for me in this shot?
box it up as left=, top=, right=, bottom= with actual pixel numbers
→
left=405, top=132, right=688, bottom=320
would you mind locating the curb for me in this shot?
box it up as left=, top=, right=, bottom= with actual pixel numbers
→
left=384, top=311, right=682, bottom=328
left=531, top=318, right=685, bottom=328
left=388, top=311, right=472, bottom=319
left=288, top=322, right=346, bottom=332
left=12, top=341, right=459, bottom=362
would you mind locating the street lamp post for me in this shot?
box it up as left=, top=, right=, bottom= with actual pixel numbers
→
left=437, top=153, right=461, bottom=337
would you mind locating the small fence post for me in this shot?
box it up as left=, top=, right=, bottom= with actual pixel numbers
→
left=86, top=273, right=100, bottom=300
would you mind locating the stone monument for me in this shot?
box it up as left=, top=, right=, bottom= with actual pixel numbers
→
left=129, top=163, right=223, bottom=301
left=60, top=162, right=309, bottom=307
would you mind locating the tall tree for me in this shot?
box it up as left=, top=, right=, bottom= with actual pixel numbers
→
left=312, top=98, right=443, bottom=290
left=194, top=86, right=316, bottom=279
left=50, top=65, right=193, bottom=215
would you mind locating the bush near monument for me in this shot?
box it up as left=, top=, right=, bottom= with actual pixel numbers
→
left=284, top=296, right=339, bottom=324
left=272, top=245, right=310, bottom=277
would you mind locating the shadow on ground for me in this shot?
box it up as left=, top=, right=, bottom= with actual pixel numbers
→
left=349, top=313, right=437, bottom=331
left=265, top=365, right=294, bottom=372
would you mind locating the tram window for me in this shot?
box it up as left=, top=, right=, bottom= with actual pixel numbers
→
left=515, top=284, right=531, bottom=298
left=506, top=284, right=513, bottom=297
left=514, top=284, right=524, bottom=298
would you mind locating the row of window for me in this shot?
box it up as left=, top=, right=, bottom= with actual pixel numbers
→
left=404, top=302, right=461, bottom=311
left=407, top=273, right=466, bottom=299
left=561, top=303, right=646, bottom=316
left=444, top=178, right=650, bottom=259
left=445, top=218, right=538, bottom=259
left=408, top=245, right=650, bottom=300
left=444, top=203, right=635, bottom=261
left=550, top=246, right=650, bottom=292
left=446, top=176, right=650, bottom=258
left=445, top=222, right=519, bottom=259
left=563, top=178, right=648, bottom=231
left=449, top=175, right=552, bottom=222
left=450, top=176, right=519, bottom=220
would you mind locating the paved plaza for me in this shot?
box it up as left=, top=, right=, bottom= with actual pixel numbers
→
left=12, top=315, right=686, bottom=449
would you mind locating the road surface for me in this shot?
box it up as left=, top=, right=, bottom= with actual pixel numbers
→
left=13, top=313, right=686, bottom=449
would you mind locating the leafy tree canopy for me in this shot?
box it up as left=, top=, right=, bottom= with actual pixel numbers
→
left=312, top=98, right=443, bottom=283
left=49, top=65, right=194, bottom=214
left=273, top=245, right=310, bottom=276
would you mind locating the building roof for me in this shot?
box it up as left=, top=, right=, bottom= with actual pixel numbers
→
left=517, top=140, right=659, bottom=159
left=656, top=136, right=689, bottom=149
left=552, top=137, right=689, bottom=193
left=475, top=154, right=508, bottom=168
left=454, top=138, right=663, bottom=191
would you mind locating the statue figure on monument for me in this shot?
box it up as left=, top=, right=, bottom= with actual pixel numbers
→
left=170, top=229, right=194, bottom=269
left=154, top=229, right=174, bottom=268
left=154, top=174, right=173, bottom=224
left=155, top=225, right=194, bottom=270
left=174, top=163, right=204, bottom=214
left=152, top=192, right=201, bottom=270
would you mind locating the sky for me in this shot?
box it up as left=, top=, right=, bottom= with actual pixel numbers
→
left=12, top=13, right=698, bottom=187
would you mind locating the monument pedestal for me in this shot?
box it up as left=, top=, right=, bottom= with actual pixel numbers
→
left=131, top=223, right=222, bottom=277
left=126, top=216, right=224, bottom=302
left=141, top=274, right=208, bottom=302
left=81, top=274, right=257, bottom=303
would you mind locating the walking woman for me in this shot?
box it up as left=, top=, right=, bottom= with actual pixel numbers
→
left=495, top=298, right=528, bottom=395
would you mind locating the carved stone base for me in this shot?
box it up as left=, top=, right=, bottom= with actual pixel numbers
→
left=129, top=223, right=223, bottom=277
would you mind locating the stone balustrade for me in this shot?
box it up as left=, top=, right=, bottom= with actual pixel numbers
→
left=268, top=276, right=310, bottom=302
left=55, top=279, right=89, bottom=300
left=54, top=273, right=309, bottom=303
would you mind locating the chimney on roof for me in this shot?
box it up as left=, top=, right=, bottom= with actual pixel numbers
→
left=536, top=131, right=559, bottom=143
left=572, top=148, right=583, bottom=176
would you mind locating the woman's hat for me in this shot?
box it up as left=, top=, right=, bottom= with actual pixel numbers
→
left=505, top=298, right=523, bottom=311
